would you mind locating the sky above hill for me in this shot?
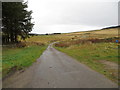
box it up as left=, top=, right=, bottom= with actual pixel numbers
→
left=27, top=0, right=119, bottom=34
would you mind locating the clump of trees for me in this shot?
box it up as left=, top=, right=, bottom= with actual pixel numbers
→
left=2, top=2, right=34, bottom=44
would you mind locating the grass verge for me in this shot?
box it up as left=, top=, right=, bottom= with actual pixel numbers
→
left=55, top=42, right=119, bottom=83
left=2, top=45, right=47, bottom=78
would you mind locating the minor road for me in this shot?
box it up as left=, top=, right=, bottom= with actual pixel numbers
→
left=3, top=43, right=118, bottom=88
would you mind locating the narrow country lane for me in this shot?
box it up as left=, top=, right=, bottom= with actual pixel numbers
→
left=3, top=43, right=118, bottom=88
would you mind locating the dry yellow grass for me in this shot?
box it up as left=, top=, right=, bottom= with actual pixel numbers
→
left=64, top=28, right=119, bottom=39
left=25, top=34, right=72, bottom=44
left=66, top=28, right=118, bottom=35
left=24, top=27, right=119, bottom=44
left=92, top=28, right=118, bottom=35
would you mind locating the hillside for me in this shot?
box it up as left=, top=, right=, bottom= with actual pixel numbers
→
left=54, top=26, right=119, bottom=84
left=64, top=26, right=119, bottom=39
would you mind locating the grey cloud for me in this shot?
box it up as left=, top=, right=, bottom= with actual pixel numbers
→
left=28, top=0, right=118, bottom=34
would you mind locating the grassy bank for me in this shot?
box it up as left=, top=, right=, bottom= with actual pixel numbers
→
left=55, top=42, right=119, bottom=83
left=3, top=45, right=47, bottom=77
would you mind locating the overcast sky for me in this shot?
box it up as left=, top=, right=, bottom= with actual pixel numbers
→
left=27, top=0, right=119, bottom=34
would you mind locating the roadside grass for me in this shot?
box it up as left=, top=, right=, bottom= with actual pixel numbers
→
left=55, top=42, right=119, bottom=83
left=2, top=45, right=47, bottom=78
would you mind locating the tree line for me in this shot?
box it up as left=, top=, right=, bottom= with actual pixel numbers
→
left=2, top=1, right=34, bottom=44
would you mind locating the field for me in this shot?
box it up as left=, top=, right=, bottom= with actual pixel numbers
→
left=3, top=27, right=119, bottom=83
left=25, top=34, right=72, bottom=44
left=25, top=27, right=119, bottom=44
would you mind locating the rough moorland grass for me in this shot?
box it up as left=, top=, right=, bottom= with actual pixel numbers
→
left=25, top=34, right=72, bottom=44
left=55, top=42, right=119, bottom=83
left=2, top=45, right=47, bottom=77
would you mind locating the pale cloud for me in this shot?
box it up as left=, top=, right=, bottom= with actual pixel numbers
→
left=27, top=0, right=119, bottom=34
left=32, top=25, right=103, bottom=34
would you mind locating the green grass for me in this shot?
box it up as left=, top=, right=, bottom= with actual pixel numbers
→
left=2, top=45, right=47, bottom=77
left=55, top=42, right=119, bottom=83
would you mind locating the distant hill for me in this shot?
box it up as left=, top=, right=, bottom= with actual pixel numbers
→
left=28, top=32, right=61, bottom=36
left=29, top=25, right=119, bottom=36
left=101, top=25, right=120, bottom=30
left=64, top=25, right=119, bottom=39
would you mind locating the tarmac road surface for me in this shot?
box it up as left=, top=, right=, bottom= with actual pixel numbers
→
left=3, top=43, right=118, bottom=88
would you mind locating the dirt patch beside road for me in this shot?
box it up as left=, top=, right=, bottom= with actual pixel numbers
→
left=98, top=60, right=118, bottom=83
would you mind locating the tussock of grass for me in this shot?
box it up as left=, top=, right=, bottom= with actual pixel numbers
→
left=2, top=45, right=47, bottom=77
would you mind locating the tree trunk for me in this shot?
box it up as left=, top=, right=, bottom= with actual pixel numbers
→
left=10, top=33, right=14, bottom=43
left=15, top=34, right=18, bottom=43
